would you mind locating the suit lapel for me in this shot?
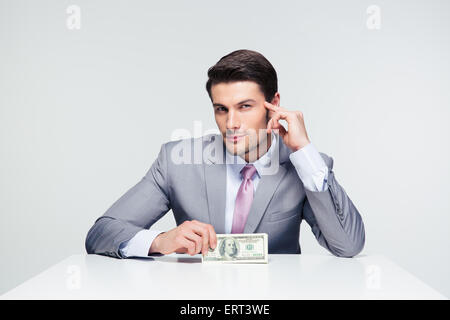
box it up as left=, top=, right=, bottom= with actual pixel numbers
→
left=244, top=133, right=292, bottom=233
left=243, top=163, right=288, bottom=233
left=204, top=135, right=227, bottom=234
left=204, top=162, right=227, bottom=234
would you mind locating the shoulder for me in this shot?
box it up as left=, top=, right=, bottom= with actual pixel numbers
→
left=160, top=133, right=223, bottom=164
left=162, top=133, right=221, bottom=150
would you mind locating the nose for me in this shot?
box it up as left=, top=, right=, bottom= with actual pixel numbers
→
left=226, top=110, right=241, bottom=132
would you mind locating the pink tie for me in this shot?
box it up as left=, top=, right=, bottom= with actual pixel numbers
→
left=231, top=164, right=257, bottom=234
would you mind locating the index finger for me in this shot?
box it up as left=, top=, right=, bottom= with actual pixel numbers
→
left=192, top=220, right=217, bottom=250
left=264, top=101, right=287, bottom=113
left=189, top=222, right=209, bottom=255
left=207, top=225, right=217, bottom=250
left=263, top=101, right=278, bottom=110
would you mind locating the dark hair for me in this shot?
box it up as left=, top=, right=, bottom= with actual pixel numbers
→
left=205, top=49, right=278, bottom=102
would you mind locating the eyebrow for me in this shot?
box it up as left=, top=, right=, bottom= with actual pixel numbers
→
left=212, top=99, right=256, bottom=108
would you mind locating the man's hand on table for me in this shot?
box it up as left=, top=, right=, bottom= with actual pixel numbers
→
left=149, top=220, right=217, bottom=256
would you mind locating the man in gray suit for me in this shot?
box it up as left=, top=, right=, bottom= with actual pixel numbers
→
left=85, top=49, right=365, bottom=259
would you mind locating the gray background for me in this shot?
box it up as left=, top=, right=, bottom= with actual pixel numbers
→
left=1, top=0, right=449, bottom=297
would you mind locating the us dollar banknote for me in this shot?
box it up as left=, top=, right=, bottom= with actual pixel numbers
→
left=202, top=233, right=268, bottom=264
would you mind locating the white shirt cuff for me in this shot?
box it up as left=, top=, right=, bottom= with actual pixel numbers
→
left=119, top=229, right=164, bottom=258
left=289, top=142, right=329, bottom=192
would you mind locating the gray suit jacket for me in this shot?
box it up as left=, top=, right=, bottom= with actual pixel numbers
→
left=85, top=134, right=365, bottom=258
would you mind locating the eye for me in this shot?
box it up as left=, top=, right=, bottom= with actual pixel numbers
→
left=216, top=107, right=227, bottom=112
left=241, top=104, right=252, bottom=109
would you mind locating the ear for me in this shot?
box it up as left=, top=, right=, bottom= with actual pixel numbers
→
left=270, top=92, right=281, bottom=107
left=266, top=92, right=280, bottom=123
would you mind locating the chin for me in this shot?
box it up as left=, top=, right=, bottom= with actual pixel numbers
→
left=225, top=141, right=247, bottom=156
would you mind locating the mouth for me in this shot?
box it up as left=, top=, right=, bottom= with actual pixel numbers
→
left=226, top=134, right=247, bottom=143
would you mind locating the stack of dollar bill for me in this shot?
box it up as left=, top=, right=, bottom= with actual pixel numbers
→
left=202, top=233, right=268, bottom=264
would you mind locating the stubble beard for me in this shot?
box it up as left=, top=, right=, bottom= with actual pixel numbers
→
left=224, top=130, right=269, bottom=163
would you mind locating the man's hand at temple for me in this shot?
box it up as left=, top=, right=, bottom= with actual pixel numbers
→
left=265, top=101, right=311, bottom=152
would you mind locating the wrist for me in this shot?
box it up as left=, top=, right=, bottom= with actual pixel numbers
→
left=148, top=232, right=164, bottom=254
left=292, top=139, right=310, bottom=152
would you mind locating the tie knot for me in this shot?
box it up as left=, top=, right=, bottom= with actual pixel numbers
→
left=241, top=164, right=257, bottom=180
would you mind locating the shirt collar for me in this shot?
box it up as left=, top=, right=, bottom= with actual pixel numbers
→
left=225, top=133, right=278, bottom=178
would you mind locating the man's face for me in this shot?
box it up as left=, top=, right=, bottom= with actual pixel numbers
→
left=224, top=239, right=237, bottom=256
left=211, top=81, right=278, bottom=162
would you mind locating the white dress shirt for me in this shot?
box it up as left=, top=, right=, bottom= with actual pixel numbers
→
left=119, top=134, right=329, bottom=257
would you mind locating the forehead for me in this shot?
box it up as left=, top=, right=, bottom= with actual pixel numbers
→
left=211, top=81, right=264, bottom=104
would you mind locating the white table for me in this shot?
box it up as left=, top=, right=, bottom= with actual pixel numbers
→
left=1, top=254, right=446, bottom=300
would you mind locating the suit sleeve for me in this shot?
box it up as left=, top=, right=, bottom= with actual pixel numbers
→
left=85, top=143, right=171, bottom=259
left=291, top=145, right=365, bottom=258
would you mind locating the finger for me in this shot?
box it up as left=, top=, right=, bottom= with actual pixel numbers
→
left=275, top=111, right=289, bottom=119
left=207, top=225, right=217, bottom=249
left=264, top=101, right=287, bottom=112
left=175, top=247, right=188, bottom=254
left=273, top=111, right=292, bottom=129
left=263, top=101, right=278, bottom=111
left=267, top=113, right=282, bottom=132
left=267, top=112, right=284, bottom=133
left=184, top=231, right=203, bottom=254
left=266, top=118, right=273, bottom=134
left=269, top=110, right=292, bottom=134
left=190, top=221, right=210, bottom=255
left=278, top=125, right=287, bottom=138
left=192, top=221, right=217, bottom=252
left=179, top=237, right=196, bottom=256
left=271, top=113, right=282, bottom=129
